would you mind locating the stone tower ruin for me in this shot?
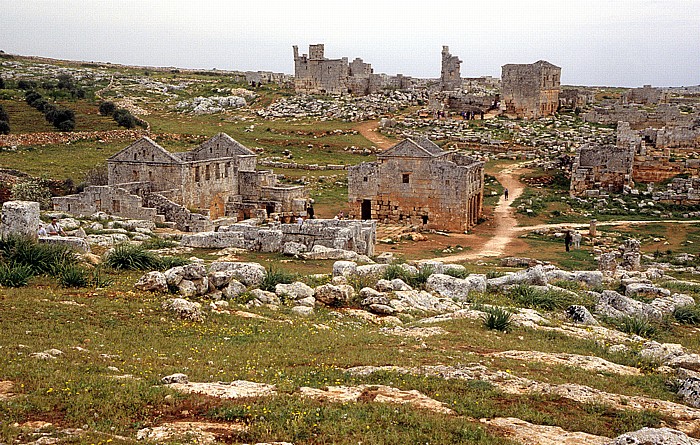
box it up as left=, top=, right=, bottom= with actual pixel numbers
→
left=440, top=46, right=462, bottom=91
left=501, top=60, right=561, bottom=119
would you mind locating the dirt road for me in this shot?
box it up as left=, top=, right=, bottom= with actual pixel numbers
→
left=354, top=120, right=394, bottom=150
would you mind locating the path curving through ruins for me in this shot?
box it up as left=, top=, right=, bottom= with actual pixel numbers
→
left=354, top=120, right=394, bottom=150
left=433, top=163, right=527, bottom=262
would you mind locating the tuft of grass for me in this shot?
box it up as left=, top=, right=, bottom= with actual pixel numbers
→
left=509, top=285, right=571, bottom=311
left=481, top=306, right=513, bottom=332
left=616, top=316, right=657, bottom=338
left=57, top=265, right=90, bottom=288
left=444, top=268, right=469, bottom=279
left=0, top=263, right=34, bottom=287
left=0, top=235, right=76, bottom=276
left=381, top=264, right=433, bottom=289
left=260, top=266, right=296, bottom=292
left=673, top=304, right=700, bottom=325
left=159, top=256, right=190, bottom=270
left=104, top=243, right=162, bottom=270
left=140, top=237, right=178, bottom=250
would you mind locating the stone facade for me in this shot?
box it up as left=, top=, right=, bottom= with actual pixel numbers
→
left=53, top=133, right=309, bottom=231
left=558, top=88, right=595, bottom=110
left=292, top=44, right=413, bottom=96
left=440, top=46, right=462, bottom=91
left=348, top=138, right=484, bottom=232
left=622, top=85, right=668, bottom=105
left=0, top=200, right=40, bottom=239
left=501, top=61, right=561, bottom=119
left=570, top=144, right=635, bottom=196
left=181, top=219, right=375, bottom=256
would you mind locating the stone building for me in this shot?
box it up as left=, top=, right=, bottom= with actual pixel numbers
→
left=501, top=60, right=561, bottom=119
left=622, top=85, right=668, bottom=105
left=347, top=138, right=484, bottom=232
left=292, top=44, right=413, bottom=95
left=440, top=46, right=462, bottom=91
left=569, top=144, right=635, bottom=196
left=53, top=133, right=309, bottom=231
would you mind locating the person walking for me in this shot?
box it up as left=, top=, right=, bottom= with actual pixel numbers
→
left=504, top=188, right=509, bottom=201
left=573, top=231, right=582, bottom=249
left=564, top=230, right=573, bottom=252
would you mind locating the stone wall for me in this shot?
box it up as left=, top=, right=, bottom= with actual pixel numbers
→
left=440, top=46, right=462, bottom=91
left=348, top=139, right=484, bottom=232
left=570, top=145, right=634, bottom=196
left=143, top=193, right=213, bottom=232
left=501, top=61, right=560, bottom=119
left=52, top=186, right=158, bottom=221
left=653, top=177, right=700, bottom=204
left=181, top=219, right=375, bottom=256
left=623, top=85, right=667, bottom=105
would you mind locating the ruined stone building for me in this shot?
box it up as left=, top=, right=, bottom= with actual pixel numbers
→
left=559, top=88, right=595, bottom=110
left=440, top=46, right=462, bottom=91
left=501, top=61, right=561, bottom=119
left=622, top=85, right=668, bottom=105
left=292, top=44, right=413, bottom=95
left=348, top=138, right=484, bottom=232
left=53, top=133, right=309, bottom=231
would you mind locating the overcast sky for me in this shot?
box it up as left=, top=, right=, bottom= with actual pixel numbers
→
left=2, top=0, right=698, bottom=87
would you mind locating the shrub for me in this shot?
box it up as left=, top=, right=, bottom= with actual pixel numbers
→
left=0, top=120, right=9, bottom=135
left=99, top=101, right=117, bottom=116
left=105, top=243, right=161, bottom=270
left=444, top=268, right=468, bottom=279
left=17, top=80, right=37, bottom=90
left=0, top=77, right=4, bottom=89
left=58, top=265, right=90, bottom=288
left=673, top=304, right=700, bottom=325
left=382, top=263, right=411, bottom=282
left=616, top=315, right=657, bottom=338
left=0, top=104, right=9, bottom=123
left=10, top=179, right=53, bottom=210
left=0, top=263, right=34, bottom=287
left=509, top=284, right=571, bottom=311
left=260, top=266, right=296, bottom=292
left=381, top=264, right=433, bottom=289
left=0, top=235, right=76, bottom=276
left=140, top=237, right=177, bottom=250
left=159, top=256, right=189, bottom=270
left=481, top=306, right=513, bottom=332
left=113, top=108, right=138, bottom=128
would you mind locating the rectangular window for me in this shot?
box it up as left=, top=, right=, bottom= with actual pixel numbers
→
left=402, top=173, right=410, bottom=184
left=194, top=166, right=200, bottom=182
left=205, top=165, right=210, bottom=180
left=363, top=176, right=368, bottom=182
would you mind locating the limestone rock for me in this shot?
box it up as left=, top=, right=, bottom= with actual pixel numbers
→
left=375, top=252, right=394, bottom=264
left=40, top=236, right=91, bottom=253
left=487, top=265, right=548, bottom=288
left=291, top=306, right=314, bottom=317
left=209, top=262, right=266, bottom=286
left=639, top=341, right=686, bottom=363
left=390, top=290, right=461, bottom=313
left=368, top=304, right=396, bottom=315
left=275, top=282, right=314, bottom=300
left=282, top=241, right=307, bottom=256
left=223, top=280, right=247, bottom=299
left=565, top=305, right=599, bottom=325
left=177, top=280, right=198, bottom=297
left=314, top=284, right=354, bottom=307
left=181, top=263, right=207, bottom=280
left=426, top=273, right=486, bottom=301
left=625, top=282, right=671, bottom=299
left=161, top=373, right=189, bottom=384
left=164, top=266, right=184, bottom=287
left=208, top=270, right=236, bottom=289
left=355, top=264, right=389, bottom=276
left=332, top=261, right=357, bottom=277
left=0, top=201, right=40, bottom=239
left=594, top=290, right=662, bottom=320
left=296, top=296, right=316, bottom=307
left=651, top=293, right=695, bottom=315
left=677, top=368, right=700, bottom=408
left=162, top=298, right=203, bottom=322
left=608, top=427, right=700, bottom=445
left=134, top=271, right=168, bottom=293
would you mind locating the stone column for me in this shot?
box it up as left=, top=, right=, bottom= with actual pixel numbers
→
left=0, top=201, right=41, bottom=240
left=589, top=219, right=597, bottom=237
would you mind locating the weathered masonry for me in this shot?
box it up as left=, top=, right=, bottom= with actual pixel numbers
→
left=440, top=46, right=462, bottom=91
left=501, top=60, right=561, bottom=119
left=53, top=133, right=309, bottom=231
left=292, top=44, right=413, bottom=95
left=348, top=138, right=484, bottom=232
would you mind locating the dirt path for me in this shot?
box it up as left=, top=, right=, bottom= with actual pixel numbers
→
left=354, top=120, right=394, bottom=150
left=430, top=163, right=527, bottom=262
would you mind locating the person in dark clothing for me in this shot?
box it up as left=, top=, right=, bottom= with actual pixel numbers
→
left=504, top=188, right=509, bottom=200
left=564, top=231, right=573, bottom=252
left=307, top=203, right=315, bottom=219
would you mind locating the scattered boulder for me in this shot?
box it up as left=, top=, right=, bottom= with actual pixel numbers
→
left=291, top=306, right=314, bottom=317
left=161, top=373, right=189, bottom=384
left=209, top=262, right=266, bottom=286
left=608, top=427, right=700, bottom=445
left=565, top=305, right=599, bottom=325
left=650, top=293, right=695, bottom=315
left=249, top=289, right=280, bottom=306
left=625, top=282, right=671, bottom=299
left=314, top=284, right=354, bottom=307
left=223, top=280, right=247, bottom=299
left=487, top=265, right=547, bottom=288
left=275, top=282, right=314, bottom=300
left=639, top=341, right=686, bottom=363
left=375, top=252, right=394, bottom=264
left=677, top=368, right=700, bottom=408
left=594, top=290, right=662, bottom=320
left=282, top=241, right=307, bottom=256
left=427, top=273, right=486, bottom=300
left=162, top=298, right=204, bottom=322
left=332, top=261, right=357, bottom=277
left=134, top=271, right=168, bottom=293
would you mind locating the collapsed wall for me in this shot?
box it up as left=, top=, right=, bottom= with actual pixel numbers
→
left=180, top=219, right=376, bottom=256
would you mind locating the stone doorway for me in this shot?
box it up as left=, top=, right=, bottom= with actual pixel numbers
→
left=361, top=199, right=372, bottom=220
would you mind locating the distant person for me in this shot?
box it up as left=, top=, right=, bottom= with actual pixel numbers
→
left=564, top=230, right=573, bottom=252
left=37, top=224, right=47, bottom=237
left=297, top=216, right=304, bottom=226
left=504, top=188, right=509, bottom=200
left=307, top=203, right=315, bottom=219
left=573, top=231, right=582, bottom=249
left=46, top=218, right=65, bottom=236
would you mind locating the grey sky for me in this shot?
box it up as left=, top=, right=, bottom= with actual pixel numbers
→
left=2, top=0, right=698, bottom=87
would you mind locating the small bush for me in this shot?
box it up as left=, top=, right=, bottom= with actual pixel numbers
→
left=140, top=237, right=177, bottom=250
left=444, top=268, right=468, bottom=279
left=105, top=243, right=161, bottom=270
left=481, top=306, right=513, bottom=332
left=0, top=263, right=34, bottom=287
left=99, top=101, right=117, bottom=116
left=0, top=235, right=76, bottom=275
left=381, top=264, right=433, bottom=289
left=509, top=285, right=571, bottom=311
left=347, top=273, right=379, bottom=293
left=673, top=305, right=700, bottom=325
left=260, top=266, right=296, bottom=292
left=10, top=179, right=53, bottom=210
left=382, top=264, right=411, bottom=282
left=58, top=265, right=90, bottom=288
left=616, top=316, right=657, bottom=338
